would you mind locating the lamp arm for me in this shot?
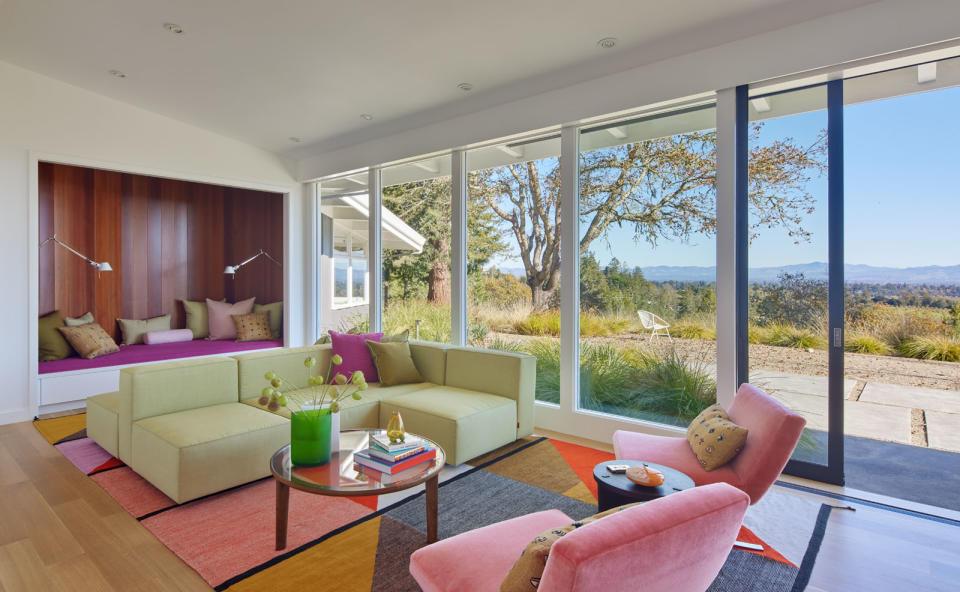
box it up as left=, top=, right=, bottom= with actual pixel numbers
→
left=233, top=249, right=283, bottom=271
left=40, top=235, right=98, bottom=266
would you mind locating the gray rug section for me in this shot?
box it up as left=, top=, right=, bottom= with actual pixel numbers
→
left=371, top=516, right=424, bottom=592
left=384, top=468, right=597, bottom=539
left=707, top=550, right=797, bottom=591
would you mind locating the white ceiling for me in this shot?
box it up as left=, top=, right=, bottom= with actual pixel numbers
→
left=0, top=0, right=878, bottom=155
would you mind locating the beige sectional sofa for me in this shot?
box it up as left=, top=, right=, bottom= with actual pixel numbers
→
left=86, top=341, right=535, bottom=503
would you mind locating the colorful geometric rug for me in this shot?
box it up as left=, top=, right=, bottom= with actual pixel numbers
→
left=35, top=414, right=828, bottom=591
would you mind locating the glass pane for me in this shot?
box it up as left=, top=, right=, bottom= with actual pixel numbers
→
left=747, top=85, right=830, bottom=464
left=319, top=176, right=370, bottom=335
left=381, top=157, right=452, bottom=342
left=843, top=57, right=960, bottom=501
left=577, top=105, right=718, bottom=427
left=466, top=136, right=562, bottom=403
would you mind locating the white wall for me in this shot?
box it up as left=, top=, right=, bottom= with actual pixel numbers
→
left=297, top=0, right=960, bottom=180
left=0, top=59, right=307, bottom=424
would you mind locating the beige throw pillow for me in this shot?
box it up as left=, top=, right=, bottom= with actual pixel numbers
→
left=58, top=323, right=119, bottom=359
left=117, top=314, right=171, bottom=345
left=686, top=404, right=748, bottom=471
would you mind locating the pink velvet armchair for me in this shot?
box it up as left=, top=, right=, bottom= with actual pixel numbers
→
left=614, top=383, right=806, bottom=504
left=409, top=483, right=749, bottom=592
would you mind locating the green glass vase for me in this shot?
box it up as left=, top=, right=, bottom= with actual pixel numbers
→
left=290, top=410, right=332, bottom=467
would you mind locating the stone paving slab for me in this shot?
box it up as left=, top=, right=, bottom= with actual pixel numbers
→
left=845, top=400, right=911, bottom=445
left=749, top=369, right=857, bottom=398
left=860, top=382, right=960, bottom=414
left=925, top=410, right=960, bottom=452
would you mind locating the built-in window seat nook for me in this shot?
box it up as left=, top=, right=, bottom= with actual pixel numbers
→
left=37, top=339, right=283, bottom=412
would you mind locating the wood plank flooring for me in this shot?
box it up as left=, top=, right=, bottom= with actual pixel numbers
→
left=1, top=421, right=957, bottom=591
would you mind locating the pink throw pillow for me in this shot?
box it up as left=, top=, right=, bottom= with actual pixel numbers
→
left=329, top=331, right=383, bottom=383
left=206, top=297, right=256, bottom=340
left=143, top=328, right=194, bottom=345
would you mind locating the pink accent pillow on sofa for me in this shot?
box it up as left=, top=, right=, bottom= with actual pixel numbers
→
left=143, top=328, right=194, bottom=345
left=206, top=297, right=256, bottom=340
left=329, top=331, right=383, bottom=382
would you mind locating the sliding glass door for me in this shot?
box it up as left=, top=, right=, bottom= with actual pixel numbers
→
left=742, top=81, right=845, bottom=483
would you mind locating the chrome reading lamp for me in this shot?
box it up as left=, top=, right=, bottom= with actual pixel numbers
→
left=223, top=249, right=282, bottom=278
left=40, top=234, right=113, bottom=277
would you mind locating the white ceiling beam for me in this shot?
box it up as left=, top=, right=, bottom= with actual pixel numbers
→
left=750, top=97, right=772, bottom=113
left=345, top=175, right=367, bottom=185
left=411, top=160, right=440, bottom=173
left=606, top=126, right=627, bottom=139
left=497, top=144, right=524, bottom=159
left=917, top=62, right=937, bottom=84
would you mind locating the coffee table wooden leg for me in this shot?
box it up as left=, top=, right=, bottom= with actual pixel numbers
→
left=276, top=480, right=290, bottom=551
left=425, top=475, right=438, bottom=543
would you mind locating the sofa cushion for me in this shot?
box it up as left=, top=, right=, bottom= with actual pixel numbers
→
left=445, top=347, right=536, bottom=439
left=233, top=345, right=330, bottom=399
left=409, top=341, right=450, bottom=385
left=87, top=391, right=121, bottom=458
left=380, top=386, right=517, bottom=465
left=131, top=402, right=289, bottom=503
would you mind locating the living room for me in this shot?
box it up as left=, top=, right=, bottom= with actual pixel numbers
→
left=2, top=1, right=959, bottom=591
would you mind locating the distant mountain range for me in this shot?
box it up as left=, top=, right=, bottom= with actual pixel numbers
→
left=491, top=262, right=960, bottom=284
left=640, top=262, right=960, bottom=285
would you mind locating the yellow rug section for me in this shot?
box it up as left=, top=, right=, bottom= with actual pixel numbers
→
left=226, top=517, right=381, bottom=592
left=33, top=413, right=86, bottom=444
left=562, top=481, right=597, bottom=504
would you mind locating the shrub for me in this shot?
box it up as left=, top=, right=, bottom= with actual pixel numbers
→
left=748, top=324, right=773, bottom=345
left=383, top=299, right=451, bottom=342
left=513, top=312, right=562, bottom=337
left=897, top=336, right=960, bottom=362
left=670, top=321, right=716, bottom=340
left=629, top=349, right=717, bottom=420
left=511, top=311, right=632, bottom=338
left=845, top=333, right=891, bottom=355
left=850, top=303, right=947, bottom=349
left=766, top=324, right=827, bottom=350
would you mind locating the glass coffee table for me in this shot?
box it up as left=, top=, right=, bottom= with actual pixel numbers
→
left=270, top=429, right=445, bottom=550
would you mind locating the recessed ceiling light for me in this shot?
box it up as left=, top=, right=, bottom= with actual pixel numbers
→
left=163, top=22, right=184, bottom=34
left=289, top=136, right=302, bottom=143
left=360, top=113, right=374, bottom=121
left=108, top=69, right=127, bottom=78
left=597, top=37, right=617, bottom=49
left=457, top=82, right=474, bottom=92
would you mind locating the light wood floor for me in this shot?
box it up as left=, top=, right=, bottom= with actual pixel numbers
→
left=1, top=421, right=958, bottom=591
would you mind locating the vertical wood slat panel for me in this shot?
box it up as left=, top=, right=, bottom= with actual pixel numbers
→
left=38, top=163, right=55, bottom=316
left=40, top=163, right=283, bottom=339
left=93, top=170, right=123, bottom=341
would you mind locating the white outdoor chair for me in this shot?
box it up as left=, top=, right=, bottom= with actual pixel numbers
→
left=637, top=310, right=672, bottom=341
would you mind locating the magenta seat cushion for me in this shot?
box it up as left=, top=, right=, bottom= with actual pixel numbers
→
left=206, top=297, right=255, bottom=340
left=143, top=328, right=194, bottom=345
left=329, top=331, right=383, bottom=382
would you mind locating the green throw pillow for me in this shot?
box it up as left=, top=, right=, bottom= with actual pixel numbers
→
left=253, top=302, right=283, bottom=339
left=39, top=310, right=73, bottom=361
left=65, top=312, right=94, bottom=326
left=117, top=314, right=171, bottom=345
left=365, top=340, right=423, bottom=386
left=183, top=299, right=224, bottom=339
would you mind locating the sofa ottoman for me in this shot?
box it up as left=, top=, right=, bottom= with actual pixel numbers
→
left=86, top=391, right=121, bottom=458
left=132, top=402, right=289, bottom=503
left=379, top=386, right=518, bottom=465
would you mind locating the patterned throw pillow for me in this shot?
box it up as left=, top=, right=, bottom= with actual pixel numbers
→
left=686, top=404, right=748, bottom=471
left=499, top=503, right=644, bottom=592
left=232, top=312, right=273, bottom=342
left=57, top=323, right=119, bottom=359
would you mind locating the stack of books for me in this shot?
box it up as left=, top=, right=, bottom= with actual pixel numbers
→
left=354, top=434, right=436, bottom=482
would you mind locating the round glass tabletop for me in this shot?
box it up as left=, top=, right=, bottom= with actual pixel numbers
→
left=270, top=429, right=445, bottom=495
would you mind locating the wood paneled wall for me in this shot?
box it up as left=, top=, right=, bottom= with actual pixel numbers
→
left=39, top=163, right=284, bottom=340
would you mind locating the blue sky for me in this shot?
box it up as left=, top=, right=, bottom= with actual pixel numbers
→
left=584, top=84, right=960, bottom=270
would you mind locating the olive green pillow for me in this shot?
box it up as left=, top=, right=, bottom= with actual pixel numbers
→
left=365, top=340, right=422, bottom=386
left=117, top=314, right=171, bottom=345
left=183, top=299, right=224, bottom=339
left=253, top=302, right=283, bottom=339
left=686, top=404, right=749, bottom=471
left=65, top=312, right=94, bottom=326
left=39, top=311, right=73, bottom=361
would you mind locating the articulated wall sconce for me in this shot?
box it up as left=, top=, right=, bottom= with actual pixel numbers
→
left=224, top=249, right=282, bottom=278
left=40, top=234, right=113, bottom=277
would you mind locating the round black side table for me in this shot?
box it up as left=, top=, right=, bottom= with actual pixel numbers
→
left=593, top=460, right=696, bottom=511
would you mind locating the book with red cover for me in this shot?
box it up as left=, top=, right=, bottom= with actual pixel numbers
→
left=354, top=447, right=436, bottom=474
left=355, top=462, right=433, bottom=485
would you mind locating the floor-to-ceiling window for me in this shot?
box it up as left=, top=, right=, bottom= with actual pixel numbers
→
left=465, top=135, right=562, bottom=403
left=380, top=157, right=453, bottom=342
left=575, top=105, right=719, bottom=427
